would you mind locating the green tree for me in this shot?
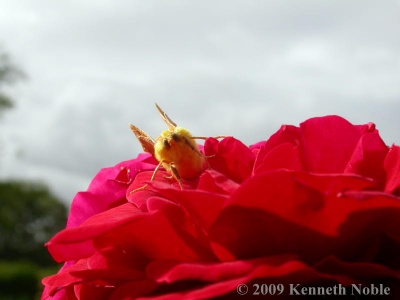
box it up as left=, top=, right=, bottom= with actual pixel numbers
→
left=0, top=48, right=67, bottom=265
left=0, top=47, right=66, bottom=299
left=0, top=181, right=67, bottom=299
left=0, top=181, right=67, bottom=266
left=0, top=47, right=25, bottom=114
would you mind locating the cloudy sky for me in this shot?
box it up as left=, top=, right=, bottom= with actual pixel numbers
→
left=0, top=0, right=399, bottom=205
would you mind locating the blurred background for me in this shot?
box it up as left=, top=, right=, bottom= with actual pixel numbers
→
left=0, top=1, right=399, bottom=298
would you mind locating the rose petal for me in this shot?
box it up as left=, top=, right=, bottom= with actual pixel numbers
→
left=293, top=172, right=377, bottom=194
left=335, top=192, right=400, bottom=264
left=58, top=197, right=218, bottom=261
left=47, top=203, right=142, bottom=262
left=148, top=183, right=228, bottom=232
left=42, top=260, right=90, bottom=294
left=42, top=115, right=400, bottom=300
left=210, top=170, right=400, bottom=263
left=253, top=142, right=302, bottom=174
left=299, top=116, right=370, bottom=173
left=41, top=288, right=70, bottom=300
left=315, top=256, right=400, bottom=282
left=73, top=284, right=113, bottom=300
left=42, top=247, right=152, bottom=299
left=110, top=280, right=159, bottom=300
left=67, top=154, right=156, bottom=228
left=204, top=137, right=255, bottom=183
left=127, top=170, right=200, bottom=211
left=197, top=170, right=240, bottom=195
left=146, top=256, right=297, bottom=283
left=384, top=145, right=400, bottom=195
left=139, top=257, right=355, bottom=300
left=344, top=131, right=388, bottom=187
left=262, top=124, right=300, bottom=151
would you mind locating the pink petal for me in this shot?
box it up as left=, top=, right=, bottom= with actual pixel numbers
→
left=315, top=256, right=400, bottom=282
left=384, top=145, right=400, bottom=195
left=68, top=154, right=156, bottom=228
left=110, top=281, right=159, bottom=300
left=139, top=257, right=356, bottom=300
left=146, top=256, right=297, bottom=283
left=253, top=142, right=302, bottom=174
left=47, top=203, right=142, bottom=262
left=299, top=116, right=368, bottom=173
left=148, top=182, right=228, bottom=232
left=344, top=132, right=388, bottom=187
left=210, top=170, right=400, bottom=263
left=204, top=137, right=255, bottom=183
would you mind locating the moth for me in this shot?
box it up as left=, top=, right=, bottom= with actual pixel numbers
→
left=129, top=103, right=224, bottom=190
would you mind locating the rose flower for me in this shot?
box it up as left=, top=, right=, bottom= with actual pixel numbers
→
left=42, top=115, right=400, bottom=299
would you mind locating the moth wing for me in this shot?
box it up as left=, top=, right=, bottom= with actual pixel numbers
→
left=129, top=124, right=156, bottom=156
left=155, top=103, right=177, bottom=131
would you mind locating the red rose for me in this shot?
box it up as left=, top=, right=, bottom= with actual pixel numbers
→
left=42, top=116, right=400, bottom=299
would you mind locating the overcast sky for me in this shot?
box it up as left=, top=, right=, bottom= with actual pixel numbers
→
left=0, top=0, right=399, bottom=204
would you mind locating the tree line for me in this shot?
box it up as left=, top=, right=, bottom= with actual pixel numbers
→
left=0, top=46, right=68, bottom=300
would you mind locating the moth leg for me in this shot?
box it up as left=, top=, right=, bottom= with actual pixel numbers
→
left=169, top=163, right=183, bottom=190
left=130, top=161, right=164, bottom=194
left=150, top=161, right=164, bottom=181
left=129, top=184, right=148, bottom=194
left=203, top=157, right=212, bottom=170
left=191, top=135, right=227, bottom=140
left=161, top=164, right=182, bottom=189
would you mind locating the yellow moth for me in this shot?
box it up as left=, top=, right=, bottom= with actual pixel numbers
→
left=129, top=103, right=223, bottom=190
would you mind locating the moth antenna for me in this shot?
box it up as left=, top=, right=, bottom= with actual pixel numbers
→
left=182, top=136, right=214, bottom=169
left=155, top=103, right=177, bottom=131
left=191, top=136, right=227, bottom=140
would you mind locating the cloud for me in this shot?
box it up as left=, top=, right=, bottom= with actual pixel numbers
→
left=0, top=0, right=399, bottom=204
